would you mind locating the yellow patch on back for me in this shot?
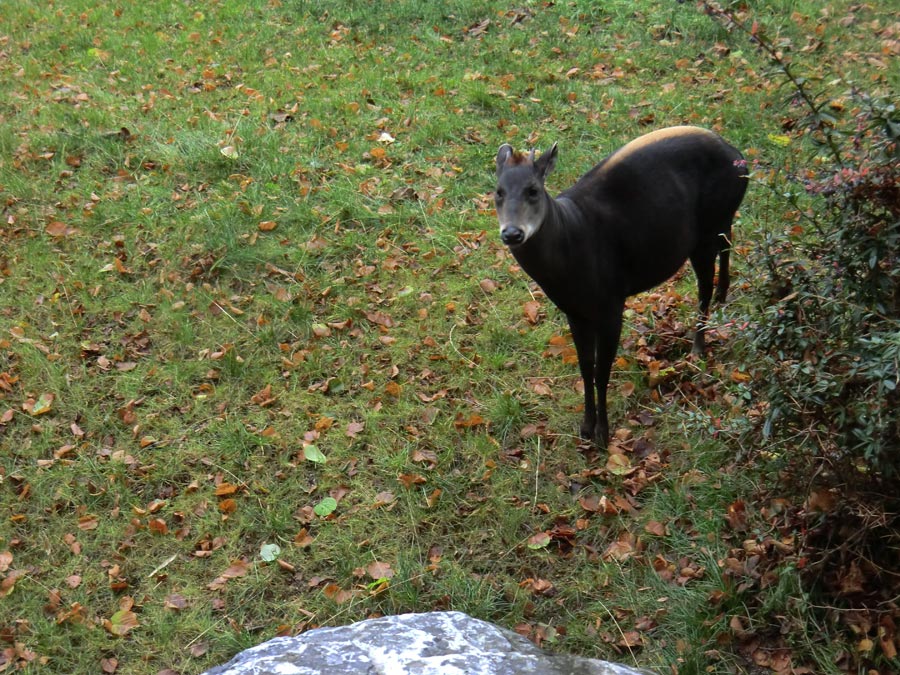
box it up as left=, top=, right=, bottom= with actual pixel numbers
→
left=601, top=126, right=712, bottom=173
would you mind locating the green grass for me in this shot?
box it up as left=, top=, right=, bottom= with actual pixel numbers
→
left=1, top=1, right=897, bottom=674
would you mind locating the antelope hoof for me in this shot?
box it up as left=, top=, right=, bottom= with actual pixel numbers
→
left=581, top=417, right=609, bottom=447
left=579, top=419, right=595, bottom=441
left=691, top=334, right=706, bottom=357
left=594, top=422, right=609, bottom=448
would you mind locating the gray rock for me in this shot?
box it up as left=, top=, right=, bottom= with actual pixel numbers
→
left=201, top=611, right=655, bottom=675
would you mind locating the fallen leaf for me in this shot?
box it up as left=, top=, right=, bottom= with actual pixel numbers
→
left=373, top=491, right=395, bottom=507
left=259, top=543, right=281, bottom=562
left=454, top=413, right=486, bottom=429
left=527, top=532, right=551, bottom=549
left=103, top=605, right=139, bottom=637
left=218, top=499, right=237, bottom=514
left=148, top=519, right=168, bottom=536
left=303, top=444, right=327, bottom=464
left=644, top=520, right=667, bottom=536
left=366, top=561, right=395, bottom=580
left=520, top=577, right=555, bottom=595
left=425, top=488, right=441, bottom=508
left=207, top=559, right=250, bottom=590
left=0, top=568, right=25, bottom=597
left=397, top=473, right=426, bottom=489
left=294, top=528, right=314, bottom=547
left=346, top=421, right=365, bottom=438
left=479, top=278, right=498, bottom=293
left=46, top=221, right=74, bottom=237
left=313, top=497, right=337, bottom=517
left=77, top=515, right=99, bottom=531
left=602, top=533, right=636, bottom=562
left=24, top=392, right=55, bottom=416
left=164, top=594, right=188, bottom=611
left=322, top=582, right=355, bottom=604
left=523, top=300, right=541, bottom=324
left=189, top=641, right=209, bottom=658
left=214, top=483, right=240, bottom=497
left=605, top=453, right=633, bottom=476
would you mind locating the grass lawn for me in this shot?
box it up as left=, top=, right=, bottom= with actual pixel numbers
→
left=1, top=1, right=897, bottom=673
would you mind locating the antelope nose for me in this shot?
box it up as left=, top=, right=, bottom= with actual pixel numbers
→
left=501, top=226, right=524, bottom=246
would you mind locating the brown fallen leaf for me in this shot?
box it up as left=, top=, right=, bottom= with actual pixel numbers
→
left=164, top=594, right=189, bottom=611
left=77, top=515, right=99, bottom=531
left=207, top=559, right=250, bottom=590
left=644, top=520, right=667, bottom=536
left=366, top=561, right=395, bottom=580
left=294, top=528, right=314, bottom=547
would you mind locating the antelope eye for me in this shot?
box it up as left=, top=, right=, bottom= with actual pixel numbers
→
left=495, top=188, right=505, bottom=200
left=526, top=186, right=539, bottom=199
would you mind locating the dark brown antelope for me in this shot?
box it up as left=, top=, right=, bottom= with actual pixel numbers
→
left=495, top=126, right=747, bottom=446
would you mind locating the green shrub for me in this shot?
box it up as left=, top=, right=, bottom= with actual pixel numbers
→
left=701, top=0, right=900, bottom=478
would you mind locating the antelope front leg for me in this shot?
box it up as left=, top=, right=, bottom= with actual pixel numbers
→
left=589, top=303, right=625, bottom=447
left=567, top=315, right=598, bottom=441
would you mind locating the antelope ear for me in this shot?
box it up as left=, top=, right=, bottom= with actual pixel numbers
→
left=496, top=144, right=514, bottom=176
left=535, top=142, right=558, bottom=180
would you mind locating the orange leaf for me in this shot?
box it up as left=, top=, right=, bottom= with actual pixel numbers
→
left=397, top=473, right=426, bottom=489
left=322, top=582, right=355, bottom=604
left=149, top=518, right=168, bottom=535
left=218, top=498, right=237, bottom=514
left=453, top=413, right=486, bottom=429
left=425, top=488, right=442, bottom=508
left=730, top=369, right=751, bottom=383
left=0, top=568, right=25, bottom=597
left=214, top=483, right=239, bottom=497
left=519, top=577, right=554, bottom=595
left=315, top=416, right=334, bottom=431
left=523, top=300, right=541, bottom=324
left=294, top=528, right=314, bottom=547
left=250, top=384, right=277, bottom=407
